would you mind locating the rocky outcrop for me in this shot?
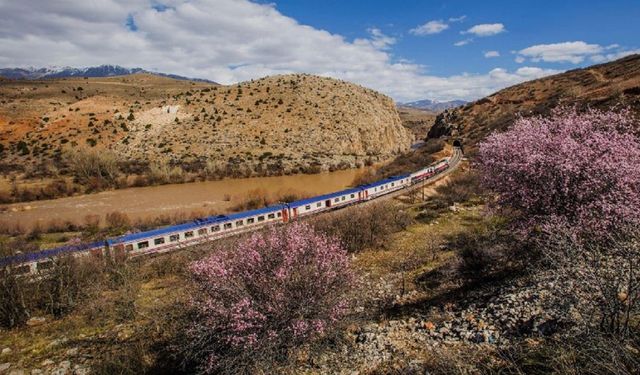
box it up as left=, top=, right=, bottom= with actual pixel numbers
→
left=426, top=54, right=640, bottom=151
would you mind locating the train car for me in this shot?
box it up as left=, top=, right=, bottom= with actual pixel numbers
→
left=0, top=240, right=105, bottom=275
left=410, top=166, right=436, bottom=182
left=107, top=204, right=289, bottom=256
left=358, top=174, right=411, bottom=200
left=288, top=187, right=362, bottom=219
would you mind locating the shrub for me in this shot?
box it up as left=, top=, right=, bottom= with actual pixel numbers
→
left=185, top=223, right=354, bottom=373
left=478, top=107, right=640, bottom=238
left=65, top=148, right=120, bottom=186
left=0, top=267, right=31, bottom=328
left=311, top=201, right=411, bottom=253
left=539, top=225, right=640, bottom=339
left=36, top=255, right=103, bottom=318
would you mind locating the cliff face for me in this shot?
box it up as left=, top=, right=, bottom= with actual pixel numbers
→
left=427, top=55, right=640, bottom=151
left=0, top=73, right=412, bottom=174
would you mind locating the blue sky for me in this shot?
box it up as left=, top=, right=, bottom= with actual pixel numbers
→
left=0, top=0, right=638, bottom=102
left=271, top=0, right=640, bottom=76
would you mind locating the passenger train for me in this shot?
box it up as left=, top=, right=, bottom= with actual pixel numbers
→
left=1, top=155, right=454, bottom=275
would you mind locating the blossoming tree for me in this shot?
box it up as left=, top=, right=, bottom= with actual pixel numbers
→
left=477, top=107, right=640, bottom=237
left=186, top=222, right=354, bottom=373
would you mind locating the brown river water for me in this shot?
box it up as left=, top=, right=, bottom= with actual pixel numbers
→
left=0, top=169, right=365, bottom=230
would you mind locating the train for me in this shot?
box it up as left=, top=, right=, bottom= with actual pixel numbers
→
left=1, top=155, right=455, bottom=275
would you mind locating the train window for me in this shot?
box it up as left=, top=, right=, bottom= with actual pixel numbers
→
left=198, top=228, right=208, bottom=235
left=268, top=213, right=275, bottom=219
left=185, top=231, right=194, bottom=238
left=211, top=225, right=220, bottom=232
left=317, top=202, right=322, bottom=207
left=154, top=237, right=165, bottom=245
left=169, top=234, right=180, bottom=242
left=341, top=196, right=345, bottom=201
left=125, top=244, right=133, bottom=252
left=138, top=241, right=149, bottom=249
left=14, top=265, right=31, bottom=275
left=236, top=220, right=244, bottom=227
left=350, top=194, right=355, bottom=198
left=37, top=261, right=53, bottom=271
left=305, top=205, right=311, bottom=210
left=391, top=183, right=395, bottom=186
left=277, top=212, right=281, bottom=217
left=247, top=218, right=255, bottom=224
left=258, top=216, right=265, bottom=222
left=224, top=223, right=232, bottom=229
left=334, top=198, right=339, bottom=203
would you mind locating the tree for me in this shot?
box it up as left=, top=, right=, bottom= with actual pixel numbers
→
left=185, top=223, right=354, bottom=374
left=477, top=107, right=640, bottom=238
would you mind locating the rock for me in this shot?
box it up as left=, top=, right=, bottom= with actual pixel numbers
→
left=423, top=321, right=436, bottom=331
left=31, top=370, right=44, bottom=375
left=73, top=364, right=90, bottom=375
left=0, top=363, right=10, bottom=373
left=65, top=348, right=79, bottom=356
left=40, top=360, right=55, bottom=367
left=26, top=317, right=46, bottom=326
left=48, top=338, right=69, bottom=348
left=51, top=361, right=72, bottom=375
left=8, top=369, right=24, bottom=375
left=0, top=349, right=10, bottom=356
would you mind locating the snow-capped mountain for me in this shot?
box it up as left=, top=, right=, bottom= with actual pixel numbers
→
left=400, top=99, right=467, bottom=112
left=0, top=65, right=216, bottom=83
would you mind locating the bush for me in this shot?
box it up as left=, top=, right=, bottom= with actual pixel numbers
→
left=65, top=148, right=120, bottom=186
left=539, top=225, right=640, bottom=339
left=478, top=107, right=640, bottom=238
left=312, top=201, right=412, bottom=253
left=0, top=267, right=31, bottom=328
left=37, top=255, right=103, bottom=318
left=185, top=223, right=354, bottom=374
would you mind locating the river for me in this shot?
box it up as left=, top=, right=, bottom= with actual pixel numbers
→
left=0, top=168, right=366, bottom=230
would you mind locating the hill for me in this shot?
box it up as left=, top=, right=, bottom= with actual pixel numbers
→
left=0, top=73, right=412, bottom=178
left=427, top=54, right=640, bottom=150
left=401, top=99, right=467, bottom=112
left=0, top=65, right=216, bottom=83
left=397, top=106, right=437, bottom=139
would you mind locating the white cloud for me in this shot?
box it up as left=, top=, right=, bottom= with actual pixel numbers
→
left=454, top=39, right=472, bottom=47
left=0, top=0, right=560, bottom=102
left=410, top=20, right=448, bottom=35
left=590, top=48, right=640, bottom=63
left=464, top=23, right=505, bottom=37
left=516, top=41, right=639, bottom=64
left=356, top=28, right=396, bottom=50
left=484, top=50, right=500, bottom=58
left=517, top=41, right=602, bottom=63
left=449, top=15, right=467, bottom=23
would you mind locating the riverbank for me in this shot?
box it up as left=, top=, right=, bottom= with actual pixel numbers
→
left=0, top=167, right=367, bottom=232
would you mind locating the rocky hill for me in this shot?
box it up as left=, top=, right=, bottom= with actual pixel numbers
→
left=0, top=73, right=412, bottom=176
left=401, top=99, right=467, bottom=112
left=428, top=54, right=640, bottom=150
left=0, top=65, right=215, bottom=83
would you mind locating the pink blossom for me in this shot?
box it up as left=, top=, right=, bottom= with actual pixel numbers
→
left=477, top=107, right=640, bottom=238
left=186, top=222, right=354, bottom=373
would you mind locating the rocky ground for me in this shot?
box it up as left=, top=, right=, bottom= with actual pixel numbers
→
left=305, top=261, right=566, bottom=373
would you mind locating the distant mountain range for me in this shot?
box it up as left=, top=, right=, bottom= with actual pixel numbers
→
left=0, top=64, right=217, bottom=83
left=400, top=99, right=467, bottom=112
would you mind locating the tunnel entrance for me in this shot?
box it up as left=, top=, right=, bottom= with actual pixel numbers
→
left=453, top=139, right=462, bottom=148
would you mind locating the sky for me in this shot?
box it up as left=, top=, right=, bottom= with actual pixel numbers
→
left=0, top=0, right=638, bottom=102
